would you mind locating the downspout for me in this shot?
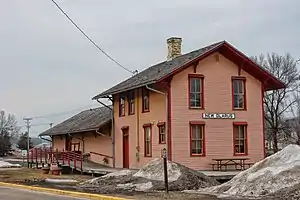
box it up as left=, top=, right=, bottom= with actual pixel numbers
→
left=96, top=99, right=115, bottom=168
left=136, top=89, right=140, bottom=164
left=145, top=85, right=170, bottom=160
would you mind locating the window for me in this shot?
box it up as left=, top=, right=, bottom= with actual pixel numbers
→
left=157, top=122, right=166, bottom=144
left=128, top=91, right=135, bottom=115
left=190, top=122, right=205, bottom=156
left=143, top=124, right=152, bottom=157
left=232, top=77, right=246, bottom=110
left=142, top=88, right=150, bottom=112
left=189, top=75, right=204, bottom=108
left=233, top=123, right=247, bottom=155
left=119, top=94, right=125, bottom=116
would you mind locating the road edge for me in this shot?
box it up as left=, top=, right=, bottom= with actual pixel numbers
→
left=0, top=182, right=130, bottom=200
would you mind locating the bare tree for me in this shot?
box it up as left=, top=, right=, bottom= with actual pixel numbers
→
left=252, top=53, right=300, bottom=153
left=0, top=110, right=20, bottom=156
left=282, top=93, right=300, bottom=145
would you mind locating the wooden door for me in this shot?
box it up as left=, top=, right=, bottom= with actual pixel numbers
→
left=65, top=135, right=72, bottom=151
left=122, top=129, right=129, bottom=168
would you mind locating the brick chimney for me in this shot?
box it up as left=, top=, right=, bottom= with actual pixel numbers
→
left=167, top=37, right=182, bottom=60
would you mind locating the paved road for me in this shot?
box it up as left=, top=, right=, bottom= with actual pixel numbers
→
left=0, top=186, right=87, bottom=200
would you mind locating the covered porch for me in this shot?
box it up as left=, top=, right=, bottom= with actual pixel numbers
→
left=38, top=106, right=114, bottom=168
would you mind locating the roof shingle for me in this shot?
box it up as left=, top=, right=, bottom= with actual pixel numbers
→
left=39, top=106, right=112, bottom=136
left=92, top=41, right=224, bottom=99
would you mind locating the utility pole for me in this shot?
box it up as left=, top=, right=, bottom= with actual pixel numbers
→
left=23, top=117, right=32, bottom=167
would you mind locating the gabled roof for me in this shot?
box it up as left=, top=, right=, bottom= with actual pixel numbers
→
left=39, top=106, right=112, bottom=136
left=92, top=41, right=285, bottom=99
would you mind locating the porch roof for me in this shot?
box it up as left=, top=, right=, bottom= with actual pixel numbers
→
left=39, top=106, right=112, bottom=136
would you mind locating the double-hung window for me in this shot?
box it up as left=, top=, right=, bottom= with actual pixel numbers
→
left=144, top=124, right=152, bottom=157
left=128, top=91, right=135, bottom=115
left=190, top=122, right=205, bottom=156
left=119, top=94, right=125, bottom=116
left=232, top=77, right=246, bottom=110
left=189, top=75, right=204, bottom=108
left=233, top=123, right=247, bottom=155
left=142, top=88, right=150, bottom=112
left=157, top=122, right=166, bottom=144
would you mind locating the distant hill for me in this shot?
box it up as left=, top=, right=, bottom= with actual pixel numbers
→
left=31, top=137, right=44, bottom=146
left=10, top=136, right=49, bottom=148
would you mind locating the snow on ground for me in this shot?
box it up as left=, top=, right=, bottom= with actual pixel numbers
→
left=81, top=169, right=134, bottom=185
left=0, top=161, right=20, bottom=168
left=81, top=177, right=99, bottom=185
left=45, top=178, right=78, bottom=184
left=80, top=158, right=219, bottom=193
left=117, top=182, right=153, bottom=192
left=133, top=158, right=181, bottom=182
left=197, top=144, right=300, bottom=198
left=103, top=169, right=133, bottom=178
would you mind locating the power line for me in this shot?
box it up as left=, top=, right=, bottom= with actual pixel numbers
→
left=17, top=123, right=52, bottom=128
left=32, top=104, right=97, bottom=119
left=19, top=104, right=96, bottom=130
left=50, top=0, right=135, bottom=74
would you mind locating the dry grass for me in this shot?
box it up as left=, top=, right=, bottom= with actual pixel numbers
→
left=0, top=167, right=91, bottom=183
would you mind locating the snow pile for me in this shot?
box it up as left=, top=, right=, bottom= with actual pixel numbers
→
left=0, top=161, right=21, bottom=168
left=80, top=158, right=219, bottom=194
left=133, top=158, right=181, bottom=182
left=81, top=169, right=134, bottom=185
left=200, top=144, right=300, bottom=198
left=103, top=169, right=133, bottom=178
left=264, top=182, right=300, bottom=200
left=45, top=179, right=78, bottom=184
left=117, top=182, right=153, bottom=192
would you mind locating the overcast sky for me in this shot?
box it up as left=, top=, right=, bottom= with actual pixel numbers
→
left=0, top=0, right=299, bottom=136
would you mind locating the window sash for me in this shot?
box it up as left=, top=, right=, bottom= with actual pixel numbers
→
left=189, top=78, right=203, bottom=108
left=234, top=125, right=246, bottom=154
left=233, top=80, right=244, bottom=94
left=191, top=124, right=204, bottom=155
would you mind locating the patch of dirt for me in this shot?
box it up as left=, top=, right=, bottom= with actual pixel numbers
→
left=0, top=167, right=90, bottom=183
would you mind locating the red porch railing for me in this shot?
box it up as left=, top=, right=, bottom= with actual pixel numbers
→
left=61, top=150, right=83, bottom=172
left=27, top=148, right=83, bottom=172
